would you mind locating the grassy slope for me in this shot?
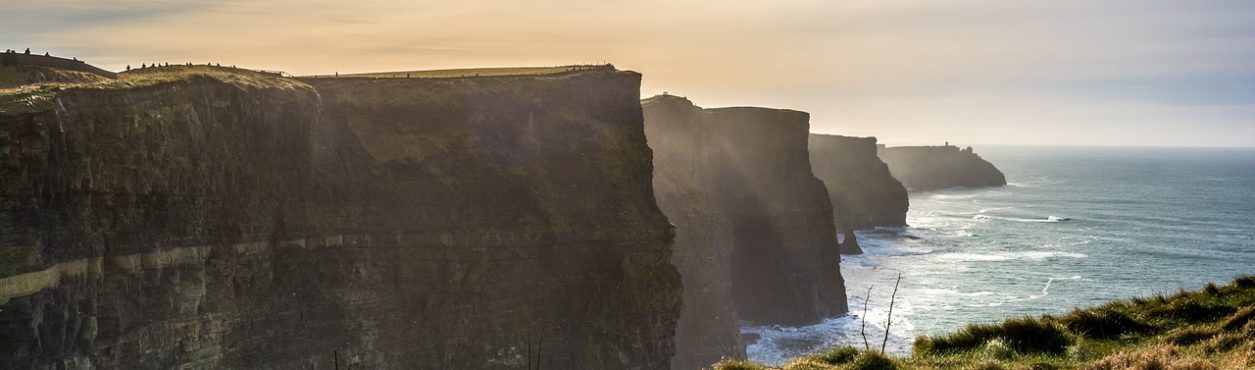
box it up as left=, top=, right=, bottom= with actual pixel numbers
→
left=307, top=65, right=611, bottom=79
left=0, top=65, right=311, bottom=115
left=0, top=65, right=112, bottom=90
left=717, top=275, right=1255, bottom=370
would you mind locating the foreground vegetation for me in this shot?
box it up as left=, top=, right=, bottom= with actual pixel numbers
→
left=716, top=275, right=1255, bottom=370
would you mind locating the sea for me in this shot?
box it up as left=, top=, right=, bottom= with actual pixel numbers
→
left=744, top=145, right=1255, bottom=365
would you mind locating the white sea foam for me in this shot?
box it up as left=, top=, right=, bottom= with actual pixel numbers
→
left=1012, top=276, right=1083, bottom=301
left=972, top=214, right=1070, bottom=223
left=934, top=251, right=1087, bottom=262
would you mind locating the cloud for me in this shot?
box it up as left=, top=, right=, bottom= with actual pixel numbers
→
left=2, top=0, right=1253, bottom=146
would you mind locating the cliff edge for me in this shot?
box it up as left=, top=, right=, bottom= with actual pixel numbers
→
left=0, top=66, right=682, bottom=369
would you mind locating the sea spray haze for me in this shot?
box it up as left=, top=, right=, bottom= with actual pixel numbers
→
left=745, top=145, right=1255, bottom=365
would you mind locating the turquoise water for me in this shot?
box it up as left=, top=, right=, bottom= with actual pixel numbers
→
left=745, top=146, right=1255, bottom=365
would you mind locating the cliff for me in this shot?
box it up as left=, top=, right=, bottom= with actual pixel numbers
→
left=643, top=95, right=846, bottom=369
left=877, top=145, right=1006, bottom=191
left=0, top=66, right=682, bottom=369
left=807, top=134, right=908, bottom=238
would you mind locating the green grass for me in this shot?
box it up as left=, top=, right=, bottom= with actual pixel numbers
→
left=714, top=275, right=1255, bottom=370
left=914, top=316, right=1071, bottom=355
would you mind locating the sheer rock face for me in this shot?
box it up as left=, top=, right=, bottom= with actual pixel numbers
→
left=643, top=95, right=846, bottom=370
left=808, top=134, right=909, bottom=235
left=0, top=69, right=682, bottom=370
left=878, top=145, right=1007, bottom=191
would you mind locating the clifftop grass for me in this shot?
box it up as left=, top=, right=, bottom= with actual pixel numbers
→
left=309, top=64, right=613, bottom=79
left=0, top=65, right=312, bottom=115
left=1, top=65, right=308, bottom=96
left=716, top=275, right=1255, bottom=370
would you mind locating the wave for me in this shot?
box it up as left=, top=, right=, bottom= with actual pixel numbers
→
left=972, top=214, right=1070, bottom=223
left=743, top=307, right=917, bottom=365
left=1011, top=276, right=1083, bottom=302
left=934, top=251, right=1088, bottom=262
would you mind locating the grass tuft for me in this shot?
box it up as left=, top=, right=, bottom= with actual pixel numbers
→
left=1061, top=309, right=1153, bottom=340
left=713, top=359, right=770, bottom=370
left=1231, top=275, right=1255, bottom=289
left=1220, top=305, right=1255, bottom=332
left=915, top=316, right=1071, bottom=355
left=848, top=352, right=898, bottom=370
left=1165, top=327, right=1217, bottom=346
left=1146, top=300, right=1235, bottom=323
left=813, top=346, right=860, bottom=365
left=1203, top=282, right=1222, bottom=296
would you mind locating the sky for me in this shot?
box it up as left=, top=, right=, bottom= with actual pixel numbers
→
left=3, top=0, right=1254, bottom=147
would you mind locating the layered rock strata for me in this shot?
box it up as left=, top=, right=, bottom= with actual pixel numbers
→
left=0, top=66, right=682, bottom=369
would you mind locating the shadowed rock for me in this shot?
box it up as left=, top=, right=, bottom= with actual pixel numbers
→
left=808, top=134, right=909, bottom=241
left=878, top=145, right=1007, bottom=191
left=0, top=67, right=682, bottom=369
left=644, top=95, right=847, bottom=370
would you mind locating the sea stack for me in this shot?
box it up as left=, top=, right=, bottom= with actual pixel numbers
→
left=643, top=94, right=846, bottom=369
left=878, top=145, right=1007, bottom=191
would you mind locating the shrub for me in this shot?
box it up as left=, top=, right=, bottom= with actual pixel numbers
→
left=914, top=317, right=1071, bottom=355
left=848, top=352, right=898, bottom=370
left=1061, top=309, right=1153, bottom=339
left=1221, top=305, right=1255, bottom=332
left=813, top=346, right=860, bottom=365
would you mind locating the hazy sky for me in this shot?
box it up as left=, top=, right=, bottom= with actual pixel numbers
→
left=4, top=0, right=1254, bottom=147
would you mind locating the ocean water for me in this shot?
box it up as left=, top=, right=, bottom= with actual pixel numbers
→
left=744, top=146, right=1255, bottom=365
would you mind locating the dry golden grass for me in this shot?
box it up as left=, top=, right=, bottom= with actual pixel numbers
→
left=1081, top=346, right=1216, bottom=370
left=110, top=65, right=308, bottom=90
left=306, top=65, right=611, bottom=79
left=0, top=65, right=112, bottom=90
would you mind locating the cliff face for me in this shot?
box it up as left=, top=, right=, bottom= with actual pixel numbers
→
left=808, top=134, right=909, bottom=235
left=0, top=67, right=682, bottom=369
left=878, top=145, right=1007, bottom=191
left=643, top=95, right=846, bottom=369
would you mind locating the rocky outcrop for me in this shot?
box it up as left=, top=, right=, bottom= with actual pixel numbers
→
left=808, top=135, right=909, bottom=240
left=878, top=145, right=1007, bottom=191
left=643, top=95, right=846, bottom=369
left=838, top=229, right=862, bottom=255
left=0, top=67, right=682, bottom=369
